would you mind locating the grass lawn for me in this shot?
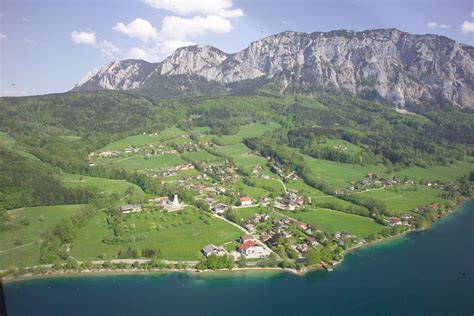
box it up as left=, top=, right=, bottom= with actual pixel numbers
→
left=234, top=206, right=268, bottom=222
left=282, top=208, right=384, bottom=238
left=0, top=205, right=84, bottom=269
left=286, top=180, right=326, bottom=196
left=229, top=182, right=269, bottom=198
left=62, top=173, right=146, bottom=198
left=251, top=177, right=286, bottom=195
left=99, top=154, right=185, bottom=171
left=70, top=207, right=242, bottom=261
left=182, top=150, right=224, bottom=164
left=357, top=186, right=447, bottom=215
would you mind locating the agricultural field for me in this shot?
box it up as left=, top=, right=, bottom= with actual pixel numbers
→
left=182, top=150, right=224, bottom=164
left=0, top=205, right=85, bottom=269
left=357, top=186, right=447, bottom=215
left=97, top=154, right=185, bottom=172
left=282, top=208, right=384, bottom=238
left=69, top=207, right=242, bottom=261
left=62, top=173, right=146, bottom=198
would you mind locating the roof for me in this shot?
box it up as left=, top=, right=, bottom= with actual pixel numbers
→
left=202, top=244, right=216, bottom=255
left=119, top=204, right=140, bottom=211
left=241, top=234, right=254, bottom=241
left=240, top=196, right=252, bottom=202
left=239, top=240, right=257, bottom=251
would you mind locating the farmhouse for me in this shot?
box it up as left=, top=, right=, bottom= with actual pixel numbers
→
left=201, top=244, right=227, bottom=257
left=240, top=196, right=252, bottom=206
left=238, top=241, right=265, bottom=256
left=387, top=217, right=402, bottom=226
left=240, top=234, right=255, bottom=243
left=212, top=203, right=228, bottom=215
left=118, top=204, right=142, bottom=214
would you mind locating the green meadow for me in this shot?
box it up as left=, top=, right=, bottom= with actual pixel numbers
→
left=98, top=154, right=185, bottom=171
left=0, top=205, right=84, bottom=269
left=283, top=208, right=384, bottom=238
left=182, top=150, right=224, bottom=164
left=357, top=186, right=447, bottom=215
left=62, top=173, right=146, bottom=198
left=70, top=208, right=242, bottom=261
left=101, top=127, right=186, bottom=150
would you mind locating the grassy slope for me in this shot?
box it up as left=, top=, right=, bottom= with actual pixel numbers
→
left=62, top=173, right=146, bottom=198
left=0, top=205, right=84, bottom=269
left=357, top=186, right=447, bottom=215
left=98, top=154, right=185, bottom=171
left=283, top=208, right=384, bottom=238
left=70, top=207, right=242, bottom=261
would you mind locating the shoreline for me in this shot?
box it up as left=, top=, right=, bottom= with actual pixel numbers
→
left=3, top=198, right=471, bottom=284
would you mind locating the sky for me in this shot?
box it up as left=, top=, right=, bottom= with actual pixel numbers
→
left=0, top=0, right=473, bottom=96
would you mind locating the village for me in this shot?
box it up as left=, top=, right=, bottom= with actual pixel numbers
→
left=83, top=126, right=463, bottom=271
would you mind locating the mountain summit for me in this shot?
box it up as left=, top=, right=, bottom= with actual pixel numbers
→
left=72, top=29, right=474, bottom=109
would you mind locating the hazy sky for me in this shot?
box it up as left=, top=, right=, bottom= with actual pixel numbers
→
left=1, top=0, right=473, bottom=96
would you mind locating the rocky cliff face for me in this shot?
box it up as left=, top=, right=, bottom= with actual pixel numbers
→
left=73, top=29, right=474, bottom=109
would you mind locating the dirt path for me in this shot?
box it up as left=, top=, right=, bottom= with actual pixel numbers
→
left=0, top=240, right=43, bottom=254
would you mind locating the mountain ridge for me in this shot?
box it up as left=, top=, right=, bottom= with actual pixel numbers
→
left=72, top=28, right=474, bottom=109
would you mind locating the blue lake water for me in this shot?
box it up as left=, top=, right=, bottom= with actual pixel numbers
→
left=4, top=200, right=474, bottom=315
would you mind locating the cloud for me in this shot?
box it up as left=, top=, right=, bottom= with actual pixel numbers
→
left=99, top=41, right=120, bottom=58
left=0, top=32, right=6, bottom=40
left=114, top=14, right=235, bottom=61
left=427, top=22, right=450, bottom=29
left=143, top=0, right=243, bottom=18
left=127, top=47, right=149, bottom=60
left=70, top=31, right=96, bottom=45
left=20, top=17, right=30, bottom=22
left=113, top=18, right=159, bottom=42
left=461, top=21, right=474, bottom=34
left=161, top=15, right=233, bottom=39
left=0, top=90, right=29, bottom=97
left=70, top=30, right=120, bottom=58
left=24, top=38, right=37, bottom=45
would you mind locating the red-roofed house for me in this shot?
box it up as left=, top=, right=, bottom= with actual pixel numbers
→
left=238, top=240, right=265, bottom=256
left=240, top=196, right=252, bottom=206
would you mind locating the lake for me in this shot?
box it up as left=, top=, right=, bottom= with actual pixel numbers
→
left=3, top=200, right=474, bottom=315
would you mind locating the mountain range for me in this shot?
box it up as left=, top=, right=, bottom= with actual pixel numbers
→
left=72, top=29, right=474, bottom=109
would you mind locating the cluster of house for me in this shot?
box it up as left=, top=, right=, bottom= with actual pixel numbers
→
left=335, top=173, right=417, bottom=195
left=273, top=191, right=305, bottom=211
left=203, top=164, right=239, bottom=183
left=417, top=203, right=440, bottom=213
left=386, top=214, right=413, bottom=226
left=149, top=195, right=185, bottom=212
